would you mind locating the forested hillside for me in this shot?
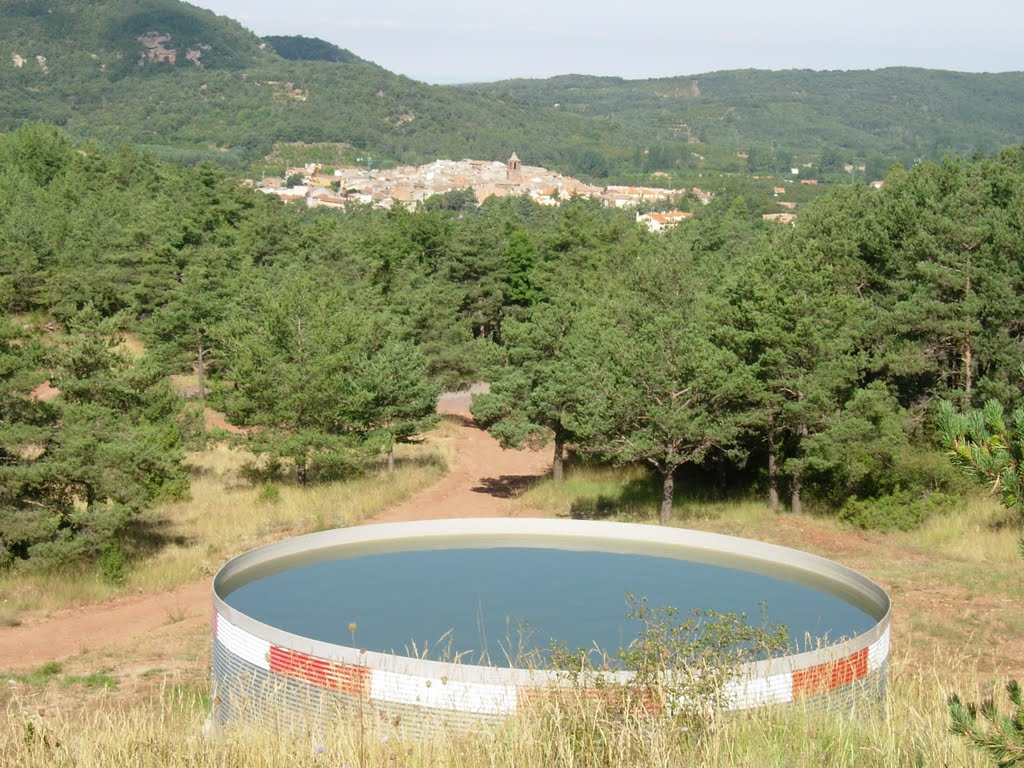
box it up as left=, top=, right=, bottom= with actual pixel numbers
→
left=3, top=124, right=1024, bottom=567
left=1, top=0, right=1022, bottom=178
left=0, top=0, right=640, bottom=173
left=463, top=69, right=1024, bottom=177
left=262, top=35, right=363, bottom=64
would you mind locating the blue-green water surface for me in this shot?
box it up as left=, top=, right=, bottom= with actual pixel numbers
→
left=224, top=547, right=876, bottom=665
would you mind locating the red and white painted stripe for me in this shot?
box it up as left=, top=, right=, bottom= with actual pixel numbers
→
left=215, top=608, right=889, bottom=715
left=724, top=624, right=890, bottom=708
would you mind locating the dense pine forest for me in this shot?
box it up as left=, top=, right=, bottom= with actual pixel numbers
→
left=2, top=122, right=1023, bottom=568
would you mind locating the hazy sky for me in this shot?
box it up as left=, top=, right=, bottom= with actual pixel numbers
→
left=189, top=1, right=1022, bottom=84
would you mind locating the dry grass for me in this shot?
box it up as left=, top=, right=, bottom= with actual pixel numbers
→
left=904, top=495, right=1020, bottom=562
left=0, top=649, right=999, bottom=768
left=520, top=462, right=1022, bottom=561
left=0, top=429, right=454, bottom=618
left=127, top=442, right=447, bottom=594
left=515, top=463, right=656, bottom=519
left=116, top=331, right=147, bottom=360
left=517, top=463, right=791, bottom=529
left=697, top=648, right=993, bottom=768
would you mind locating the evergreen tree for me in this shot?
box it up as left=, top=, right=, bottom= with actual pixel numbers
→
left=147, top=246, right=244, bottom=401
left=873, top=157, right=1024, bottom=408
left=472, top=299, right=585, bottom=482
left=220, top=270, right=373, bottom=483
left=937, top=372, right=1024, bottom=520
left=352, top=338, right=440, bottom=472
left=0, top=309, right=187, bottom=567
left=949, top=679, right=1024, bottom=766
left=724, top=228, right=866, bottom=512
left=568, top=249, right=754, bottom=523
left=0, top=318, right=56, bottom=564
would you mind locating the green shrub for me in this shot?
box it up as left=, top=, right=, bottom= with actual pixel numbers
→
left=257, top=483, right=281, bottom=505
left=620, top=596, right=790, bottom=724
left=99, top=541, right=128, bottom=585
left=838, top=490, right=961, bottom=532
left=240, top=457, right=284, bottom=484
left=546, top=595, right=789, bottom=732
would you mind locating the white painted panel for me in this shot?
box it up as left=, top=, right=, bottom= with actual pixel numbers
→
left=216, top=611, right=271, bottom=671
left=724, top=672, right=794, bottom=709
left=370, top=669, right=517, bottom=715
left=868, top=625, right=890, bottom=672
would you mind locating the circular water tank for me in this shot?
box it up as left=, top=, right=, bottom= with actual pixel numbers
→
left=212, top=518, right=890, bottom=735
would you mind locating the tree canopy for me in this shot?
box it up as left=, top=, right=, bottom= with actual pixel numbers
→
left=4, top=125, right=1024, bottom=567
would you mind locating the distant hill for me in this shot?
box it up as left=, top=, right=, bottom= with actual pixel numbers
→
left=263, top=35, right=362, bottom=64
left=1, top=0, right=1022, bottom=177
left=2, top=0, right=268, bottom=74
left=461, top=69, right=1024, bottom=174
left=0, top=0, right=639, bottom=173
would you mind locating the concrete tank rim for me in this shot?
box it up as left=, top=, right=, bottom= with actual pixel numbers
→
left=212, top=517, right=891, bottom=684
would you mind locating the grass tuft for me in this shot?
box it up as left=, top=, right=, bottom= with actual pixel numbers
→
left=2, top=662, right=117, bottom=691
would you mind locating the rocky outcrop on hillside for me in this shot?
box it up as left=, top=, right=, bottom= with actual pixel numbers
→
left=137, top=32, right=209, bottom=67
left=9, top=53, right=47, bottom=71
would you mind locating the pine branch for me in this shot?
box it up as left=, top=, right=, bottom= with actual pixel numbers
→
left=949, top=682, right=1024, bottom=767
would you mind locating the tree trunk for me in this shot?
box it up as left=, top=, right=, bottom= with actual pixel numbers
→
left=659, top=468, right=675, bottom=525
left=962, top=270, right=973, bottom=409
left=963, top=329, right=973, bottom=410
left=714, top=460, right=727, bottom=498
left=386, top=446, right=395, bottom=473
left=790, top=465, right=803, bottom=516
left=552, top=430, right=565, bottom=483
left=791, top=421, right=808, bottom=515
left=196, top=338, right=206, bottom=404
left=767, top=439, right=780, bottom=513
left=297, top=458, right=308, bottom=486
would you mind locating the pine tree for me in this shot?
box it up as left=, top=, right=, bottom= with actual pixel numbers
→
left=940, top=370, right=1024, bottom=765
left=949, top=681, right=1024, bottom=767
left=0, top=309, right=187, bottom=567
left=471, top=299, right=586, bottom=482
left=937, top=372, right=1024, bottom=520
left=220, top=270, right=373, bottom=484
left=567, top=248, right=754, bottom=523
left=352, top=338, right=440, bottom=472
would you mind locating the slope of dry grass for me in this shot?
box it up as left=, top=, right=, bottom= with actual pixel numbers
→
left=0, top=425, right=456, bottom=620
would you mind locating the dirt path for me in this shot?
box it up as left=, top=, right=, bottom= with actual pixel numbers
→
left=369, top=392, right=551, bottom=523
left=0, top=395, right=551, bottom=672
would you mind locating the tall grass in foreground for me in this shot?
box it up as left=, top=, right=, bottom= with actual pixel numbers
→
left=0, top=425, right=456, bottom=618
left=1, top=651, right=997, bottom=768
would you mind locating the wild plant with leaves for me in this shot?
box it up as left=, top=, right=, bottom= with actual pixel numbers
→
left=619, top=595, right=789, bottom=725
left=545, top=595, right=788, bottom=733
